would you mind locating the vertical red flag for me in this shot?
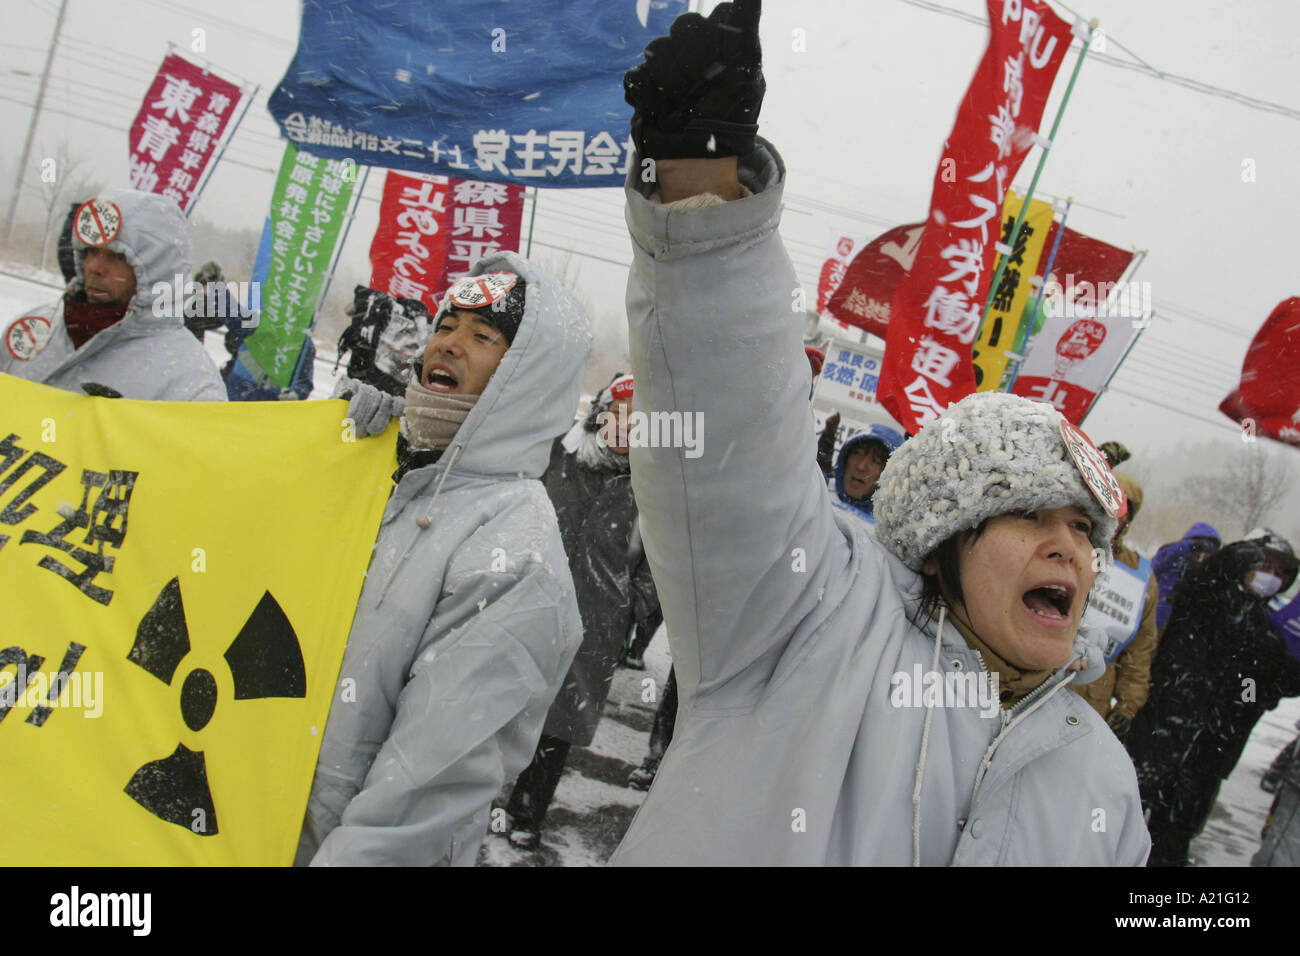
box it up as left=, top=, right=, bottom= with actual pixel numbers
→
left=368, top=171, right=453, bottom=313
left=1219, top=297, right=1300, bottom=448
left=368, top=174, right=525, bottom=314
left=433, top=178, right=526, bottom=299
left=878, top=0, right=1074, bottom=433
left=128, top=54, right=242, bottom=213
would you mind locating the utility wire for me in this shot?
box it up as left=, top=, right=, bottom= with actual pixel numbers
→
left=894, top=0, right=1300, bottom=122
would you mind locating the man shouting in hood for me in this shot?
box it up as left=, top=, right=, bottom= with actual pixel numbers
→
left=297, top=255, right=592, bottom=866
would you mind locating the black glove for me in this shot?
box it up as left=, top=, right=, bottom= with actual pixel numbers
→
left=1106, top=710, right=1132, bottom=738
left=624, top=0, right=764, bottom=160
left=81, top=382, right=123, bottom=398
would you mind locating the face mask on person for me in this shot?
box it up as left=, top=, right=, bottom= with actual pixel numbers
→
left=1247, top=571, right=1283, bottom=598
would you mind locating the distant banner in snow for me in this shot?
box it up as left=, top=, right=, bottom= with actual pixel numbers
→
left=1219, top=297, right=1300, bottom=448
left=267, top=0, right=689, bottom=188
left=812, top=338, right=900, bottom=430
left=242, top=144, right=356, bottom=389
left=826, top=223, right=924, bottom=338
left=369, top=173, right=526, bottom=314
left=877, top=0, right=1072, bottom=434
left=816, top=232, right=869, bottom=318
left=1010, top=302, right=1138, bottom=424
left=0, top=375, right=395, bottom=864
left=970, top=191, right=1053, bottom=391
left=128, top=53, right=242, bottom=213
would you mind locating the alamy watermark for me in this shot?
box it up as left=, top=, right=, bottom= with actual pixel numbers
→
left=0, top=666, right=103, bottom=719
left=1043, top=276, right=1151, bottom=322
left=596, top=409, right=704, bottom=459
left=889, top=663, right=1000, bottom=718
left=151, top=275, right=260, bottom=327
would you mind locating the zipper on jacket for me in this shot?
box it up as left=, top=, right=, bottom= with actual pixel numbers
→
left=965, top=644, right=1011, bottom=731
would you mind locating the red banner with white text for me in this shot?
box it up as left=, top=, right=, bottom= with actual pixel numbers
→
left=369, top=173, right=525, bottom=313
left=128, top=53, right=242, bottom=213
left=877, top=0, right=1074, bottom=433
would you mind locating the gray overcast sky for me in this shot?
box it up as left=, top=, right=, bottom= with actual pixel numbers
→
left=3, top=0, right=1299, bottom=463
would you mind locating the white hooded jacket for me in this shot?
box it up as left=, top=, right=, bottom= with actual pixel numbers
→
left=0, top=189, right=226, bottom=401
left=296, top=251, right=592, bottom=866
left=610, top=141, right=1150, bottom=866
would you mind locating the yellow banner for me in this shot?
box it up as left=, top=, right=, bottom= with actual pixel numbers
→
left=0, top=375, right=396, bottom=865
left=971, top=191, right=1054, bottom=391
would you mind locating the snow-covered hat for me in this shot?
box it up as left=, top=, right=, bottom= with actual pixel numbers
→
left=873, top=391, right=1120, bottom=571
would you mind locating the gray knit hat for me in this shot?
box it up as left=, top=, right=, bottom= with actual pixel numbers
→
left=873, top=392, right=1119, bottom=571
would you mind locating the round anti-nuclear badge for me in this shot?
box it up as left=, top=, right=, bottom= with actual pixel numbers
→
left=74, top=199, right=123, bottom=247
left=5, top=315, right=53, bottom=361
left=447, top=272, right=517, bottom=309
left=1059, top=419, right=1128, bottom=521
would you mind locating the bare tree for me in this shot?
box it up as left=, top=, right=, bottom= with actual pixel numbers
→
left=1182, top=439, right=1295, bottom=537
left=35, top=140, right=98, bottom=273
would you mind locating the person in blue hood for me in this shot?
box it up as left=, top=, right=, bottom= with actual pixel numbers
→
left=830, top=424, right=904, bottom=524
left=1151, top=522, right=1221, bottom=632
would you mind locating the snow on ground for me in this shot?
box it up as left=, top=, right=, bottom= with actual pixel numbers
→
left=5, top=265, right=1296, bottom=866
left=477, top=624, right=670, bottom=867
left=1192, top=693, right=1300, bottom=866
left=0, top=266, right=64, bottom=315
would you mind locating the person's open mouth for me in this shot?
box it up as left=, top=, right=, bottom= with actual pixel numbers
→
left=1022, top=580, right=1076, bottom=625
left=424, top=363, right=460, bottom=392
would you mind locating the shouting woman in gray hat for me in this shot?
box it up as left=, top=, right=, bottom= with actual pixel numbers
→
left=609, top=0, right=1148, bottom=866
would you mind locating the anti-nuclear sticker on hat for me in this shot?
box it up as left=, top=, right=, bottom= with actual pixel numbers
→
left=447, top=272, right=517, bottom=309
left=1059, top=420, right=1128, bottom=520
left=74, top=199, right=123, bottom=247
left=5, top=315, right=53, bottom=361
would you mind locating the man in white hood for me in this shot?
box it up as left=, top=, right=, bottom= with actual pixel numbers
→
left=296, top=256, right=592, bottom=866
left=1, top=190, right=225, bottom=401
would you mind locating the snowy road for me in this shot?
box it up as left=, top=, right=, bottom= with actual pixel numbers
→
left=3, top=267, right=1295, bottom=867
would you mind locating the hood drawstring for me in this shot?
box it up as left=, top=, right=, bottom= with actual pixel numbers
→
left=911, top=604, right=946, bottom=867
left=375, top=442, right=463, bottom=608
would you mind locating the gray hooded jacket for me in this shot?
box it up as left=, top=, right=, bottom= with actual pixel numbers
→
left=296, top=251, right=591, bottom=866
left=610, top=142, right=1149, bottom=866
left=1, top=189, right=226, bottom=401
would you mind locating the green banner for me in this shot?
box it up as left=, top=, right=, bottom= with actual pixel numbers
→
left=246, top=143, right=356, bottom=388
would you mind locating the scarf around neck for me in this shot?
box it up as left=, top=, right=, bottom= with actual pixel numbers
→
left=64, top=292, right=129, bottom=348
left=400, top=378, right=478, bottom=452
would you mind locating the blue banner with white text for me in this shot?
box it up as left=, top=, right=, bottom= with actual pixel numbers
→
left=268, top=0, right=688, bottom=188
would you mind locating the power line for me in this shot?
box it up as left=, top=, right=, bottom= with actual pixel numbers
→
left=1101, top=384, right=1239, bottom=433
left=132, top=0, right=297, bottom=52
left=893, top=0, right=1300, bottom=123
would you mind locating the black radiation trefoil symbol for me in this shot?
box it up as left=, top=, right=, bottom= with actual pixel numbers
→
left=123, top=576, right=306, bottom=836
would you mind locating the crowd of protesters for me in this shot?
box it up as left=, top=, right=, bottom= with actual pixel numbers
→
left=6, top=0, right=1300, bottom=869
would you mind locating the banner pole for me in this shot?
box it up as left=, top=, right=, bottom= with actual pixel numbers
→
left=525, top=186, right=539, bottom=256
left=981, top=19, right=1097, bottom=322
left=1004, top=198, right=1072, bottom=392
left=186, top=82, right=260, bottom=219
left=1079, top=318, right=1148, bottom=427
